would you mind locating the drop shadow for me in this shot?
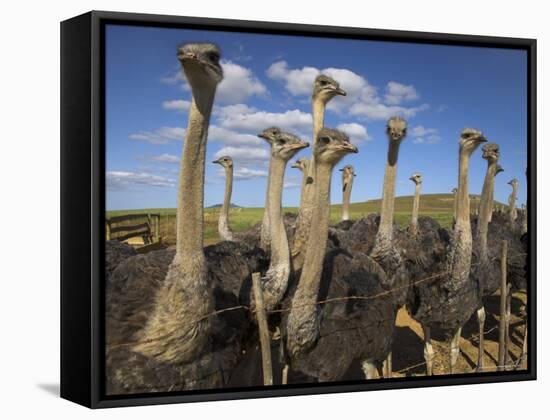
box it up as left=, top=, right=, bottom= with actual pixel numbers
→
left=36, top=383, right=59, bottom=397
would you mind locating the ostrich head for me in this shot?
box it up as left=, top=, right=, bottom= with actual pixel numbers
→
left=339, top=164, right=356, bottom=178
left=313, top=75, right=346, bottom=104
left=482, top=143, right=500, bottom=164
left=495, top=164, right=504, bottom=176
left=508, top=178, right=519, bottom=188
left=257, top=127, right=282, bottom=144
left=212, top=155, right=233, bottom=168
left=291, top=157, right=309, bottom=172
left=258, top=128, right=309, bottom=161
left=177, top=43, right=223, bottom=88
left=386, top=116, right=408, bottom=142
left=409, top=173, right=422, bottom=185
left=459, top=128, right=487, bottom=155
left=315, top=128, right=358, bottom=166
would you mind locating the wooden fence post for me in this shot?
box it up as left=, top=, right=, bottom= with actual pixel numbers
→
left=504, top=283, right=512, bottom=370
left=498, top=240, right=508, bottom=371
left=252, top=272, right=273, bottom=386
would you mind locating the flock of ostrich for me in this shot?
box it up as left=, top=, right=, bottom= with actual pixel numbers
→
left=105, top=42, right=528, bottom=394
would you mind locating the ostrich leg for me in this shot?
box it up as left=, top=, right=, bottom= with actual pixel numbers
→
left=383, top=352, right=392, bottom=378
left=449, top=327, right=462, bottom=374
left=476, top=307, right=486, bottom=372
left=423, top=326, right=434, bottom=376
left=362, top=360, right=378, bottom=380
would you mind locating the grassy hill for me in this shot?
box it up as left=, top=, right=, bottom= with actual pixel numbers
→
left=107, top=193, right=505, bottom=246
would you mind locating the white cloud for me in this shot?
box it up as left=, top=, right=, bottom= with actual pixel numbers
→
left=214, top=146, right=270, bottom=166
left=107, top=171, right=176, bottom=190
left=218, top=105, right=312, bottom=134
left=410, top=125, right=442, bottom=144
left=162, top=61, right=267, bottom=103
left=336, top=122, right=371, bottom=143
left=150, top=153, right=180, bottom=164
left=233, top=167, right=268, bottom=180
left=267, top=60, right=428, bottom=121
left=208, top=125, right=262, bottom=146
left=384, top=82, right=419, bottom=105
left=162, top=99, right=191, bottom=112
left=129, top=127, right=185, bottom=144
left=216, top=60, right=267, bottom=103
left=350, top=102, right=429, bottom=120
left=283, top=176, right=302, bottom=189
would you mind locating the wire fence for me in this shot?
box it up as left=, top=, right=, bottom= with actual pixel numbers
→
left=107, top=251, right=528, bottom=376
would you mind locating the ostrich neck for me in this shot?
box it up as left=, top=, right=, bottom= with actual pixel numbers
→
left=375, top=140, right=401, bottom=250
left=219, top=165, right=234, bottom=241
left=477, top=160, right=497, bottom=260
left=299, top=166, right=308, bottom=208
left=287, top=162, right=333, bottom=354
left=291, top=97, right=326, bottom=269
left=342, top=175, right=353, bottom=221
left=411, top=183, right=421, bottom=231
left=175, top=89, right=215, bottom=269
left=508, top=184, right=518, bottom=219
left=263, top=157, right=290, bottom=308
left=447, top=151, right=474, bottom=290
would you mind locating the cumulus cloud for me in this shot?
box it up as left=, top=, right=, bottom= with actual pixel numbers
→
left=162, top=61, right=267, bottom=103
left=267, top=60, right=428, bottom=120
left=208, top=125, right=262, bottom=146
left=384, top=82, right=419, bottom=105
left=410, top=125, right=442, bottom=144
left=107, top=171, right=176, bottom=190
left=283, top=176, right=302, bottom=189
left=336, top=122, right=371, bottom=143
left=129, top=127, right=185, bottom=144
left=234, top=168, right=268, bottom=180
left=213, top=146, right=270, bottom=166
left=217, top=104, right=312, bottom=134
left=162, top=99, right=191, bottom=112
left=217, top=60, right=267, bottom=103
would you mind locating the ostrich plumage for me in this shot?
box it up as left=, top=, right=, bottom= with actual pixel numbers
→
left=106, top=241, right=267, bottom=394
left=105, top=240, right=137, bottom=282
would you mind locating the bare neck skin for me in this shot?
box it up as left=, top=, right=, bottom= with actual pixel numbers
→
left=453, top=189, right=458, bottom=223
left=447, top=149, right=474, bottom=290
left=508, top=183, right=518, bottom=222
left=410, top=182, right=421, bottom=235
left=373, top=140, right=401, bottom=254
left=342, top=173, right=353, bottom=221
left=476, top=160, right=498, bottom=261
left=260, top=169, right=272, bottom=251
left=287, top=161, right=333, bottom=356
left=218, top=164, right=234, bottom=241
left=175, top=89, right=215, bottom=269
left=263, top=157, right=291, bottom=309
left=291, top=97, right=327, bottom=271
left=298, top=161, right=309, bottom=208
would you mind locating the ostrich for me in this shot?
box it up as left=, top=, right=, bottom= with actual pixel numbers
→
left=409, top=173, right=422, bottom=236
left=508, top=178, right=519, bottom=223
left=471, top=142, right=502, bottom=371
left=340, top=165, right=356, bottom=222
left=282, top=128, right=404, bottom=381
left=452, top=187, right=458, bottom=223
left=406, top=128, right=487, bottom=375
left=488, top=164, right=504, bottom=223
left=291, top=157, right=310, bottom=209
left=257, top=128, right=309, bottom=309
left=212, top=156, right=236, bottom=242
left=105, top=43, right=267, bottom=394
left=292, top=75, right=346, bottom=272
left=105, top=240, right=137, bottom=281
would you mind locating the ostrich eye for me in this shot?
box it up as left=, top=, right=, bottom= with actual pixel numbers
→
left=319, top=136, right=331, bottom=144
left=319, top=80, right=328, bottom=86
left=209, top=52, right=220, bottom=63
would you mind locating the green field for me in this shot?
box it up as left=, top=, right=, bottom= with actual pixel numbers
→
left=107, top=193, right=506, bottom=246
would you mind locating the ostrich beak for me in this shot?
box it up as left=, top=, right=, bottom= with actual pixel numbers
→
left=335, top=87, right=347, bottom=96
left=287, top=142, right=309, bottom=151
left=212, top=159, right=221, bottom=164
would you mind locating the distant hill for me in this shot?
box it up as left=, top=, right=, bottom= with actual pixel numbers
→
left=207, top=203, right=241, bottom=209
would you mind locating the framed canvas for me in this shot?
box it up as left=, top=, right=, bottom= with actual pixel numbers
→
left=60, top=10, right=536, bottom=408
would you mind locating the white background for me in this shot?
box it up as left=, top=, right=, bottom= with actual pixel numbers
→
left=0, top=0, right=546, bottom=418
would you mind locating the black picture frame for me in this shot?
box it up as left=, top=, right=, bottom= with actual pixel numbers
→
left=60, top=10, right=537, bottom=409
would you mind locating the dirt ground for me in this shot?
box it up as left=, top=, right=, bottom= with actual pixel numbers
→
left=391, top=291, right=528, bottom=377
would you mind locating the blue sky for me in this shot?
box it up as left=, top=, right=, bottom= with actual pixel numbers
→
left=105, top=24, right=527, bottom=211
